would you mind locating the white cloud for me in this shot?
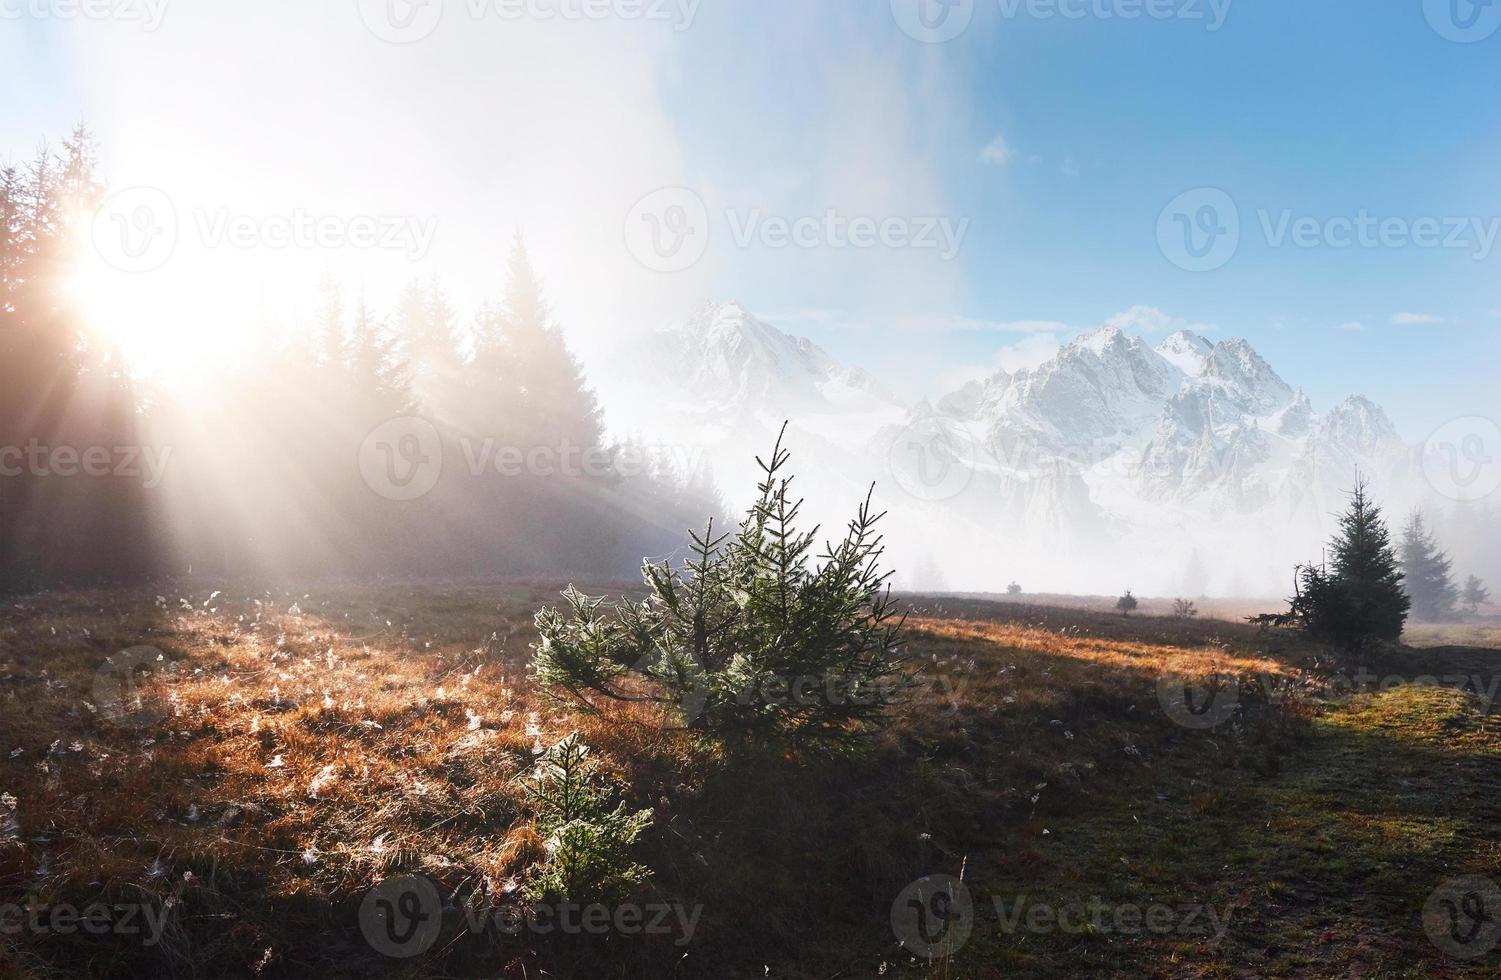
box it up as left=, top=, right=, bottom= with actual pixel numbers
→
left=936, top=332, right=1062, bottom=392
left=1061, top=154, right=1080, bottom=178
left=1334, top=321, right=1365, bottom=332
left=980, top=133, right=1016, bottom=166
left=1390, top=312, right=1443, bottom=326
left=994, top=332, right=1063, bottom=372
left=1103, top=305, right=1211, bottom=335
left=762, top=309, right=871, bottom=332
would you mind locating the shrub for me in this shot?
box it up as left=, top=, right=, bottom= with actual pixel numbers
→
left=523, top=733, right=654, bottom=903
left=1006, top=581, right=1023, bottom=596
left=531, top=425, right=909, bottom=752
left=1116, top=590, right=1138, bottom=616
left=1172, top=598, right=1198, bottom=619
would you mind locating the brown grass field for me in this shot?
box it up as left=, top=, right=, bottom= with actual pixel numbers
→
left=1, top=584, right=1499, bottom=978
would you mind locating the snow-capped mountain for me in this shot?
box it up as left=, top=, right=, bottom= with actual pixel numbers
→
left=630, top=302, right=901, bottom=417
left=602, top=302, right=1432, bottom=595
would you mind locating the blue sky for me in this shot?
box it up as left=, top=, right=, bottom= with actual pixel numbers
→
left=657, top=0, right=1500, bottom=436
left=4, top=0, right=1497, bottom=437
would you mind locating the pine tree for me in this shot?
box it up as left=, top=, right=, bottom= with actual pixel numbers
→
left=1400, top=510, right=1458, bottom=622
left=1323, top=477, right=1410, bottom=644
left=390, top=276, right=463, bottom=416
left=1182, top=548, right=1209, bottom=597
left=313, top=275, right=347, bottom=372
left=531, top=425, right=908, bottom=752
left=346, top=293, right=405, bottom=410
left=1463, top=575, right=1490, bottom=616
left=497, top=234, right=602, bottom=451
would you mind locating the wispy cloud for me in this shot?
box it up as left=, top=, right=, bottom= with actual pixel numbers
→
left=762, top=308, right=871, bottom=331
left=1334, top=321, right=1365, bottom=332
left=994, top=332, right=1063, bottom=372
left=1390, top=312, right=1443, bottom=326
left=938, top=332, right=1062, bottom=391
left=980, top=133, right=1016, bottom=166
left=1104, top=305, right=1212, bottom=335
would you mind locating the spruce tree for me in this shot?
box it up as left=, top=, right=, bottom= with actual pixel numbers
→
left=313, top=275, right=347, bottom=372
left=1463, top=575, right=1490, bottom=616
left=531, top=425, right=908, bottom=752
left=497, top=234, right=603, bottom=451
left=1400, top=510, right=1458, bottom=622
left=347, top=294, right=405, bottom=412
left=390, top=276, right=463, bottom=416
left=1325, top=477, right=1410, bottom=644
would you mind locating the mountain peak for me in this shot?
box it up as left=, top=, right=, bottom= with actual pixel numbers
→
left=1201, top=337, right=1293, bottom=413
left=1316, top=394, right=1402, bottom=457
left=1155, top=330, right=1214, bottom=376
left=635, top=301, right=903, bottom=417
left=1074, top=324, right=1126, bottom=355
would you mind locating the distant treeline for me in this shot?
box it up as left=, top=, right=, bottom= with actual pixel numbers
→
left=0, top=130, right=723, bottom=593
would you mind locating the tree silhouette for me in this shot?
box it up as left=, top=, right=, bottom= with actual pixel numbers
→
left=1462, top=575, right=1490, bottom=616
left=1400, top=510, right=1458, bottom=623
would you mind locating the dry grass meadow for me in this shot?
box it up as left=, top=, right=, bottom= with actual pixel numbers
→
left=1, top=585, right=1498, bottom=978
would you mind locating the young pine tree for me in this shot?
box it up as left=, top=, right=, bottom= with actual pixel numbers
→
left=1400, top=510, right=1458, bottom=622
left=531, top=425, right=908, bottom=753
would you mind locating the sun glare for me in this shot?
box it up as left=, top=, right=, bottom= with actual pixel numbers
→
left=64, top=216, right=302, bottom=385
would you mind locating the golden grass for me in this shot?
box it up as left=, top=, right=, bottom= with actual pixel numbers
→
left=1, top=584, right=1492, bottom=977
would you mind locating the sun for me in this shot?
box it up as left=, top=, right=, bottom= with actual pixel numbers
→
left=63, top=213, right=279, bottom=383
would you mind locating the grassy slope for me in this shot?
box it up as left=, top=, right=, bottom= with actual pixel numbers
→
left=0, top=586, right=1496, bottom=978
